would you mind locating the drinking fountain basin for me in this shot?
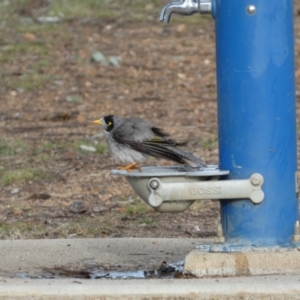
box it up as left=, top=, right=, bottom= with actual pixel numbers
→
left=111, top=165, right=230, bottom=213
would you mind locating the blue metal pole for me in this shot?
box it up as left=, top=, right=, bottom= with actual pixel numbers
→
left=215, top=0, right=298, bottom=247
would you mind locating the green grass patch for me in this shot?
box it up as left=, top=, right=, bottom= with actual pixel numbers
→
left=31, top=141, right=56, bottom=162
left=0, top=139, right=26, bottom=156
left=67, top=217, right=116, bottom=237
left=1, top=168, right=50, bottom=186
left=32, top=58, right=51, bottom=71
left=33, top=141, right=55, bottom=154
left=47, top=0, right=165, bottom=20
left=140, top=217, right=156, bottom=225
left=0, top=42, right=48, bottom=64
left=77, top=141, right=108, bottom=154
left=122, top=78, right=135, bottom=86
left=0, top=41, right=51, bottom=90
left=15, top=22, right=61, bottom=34
left=0, top=0, right=209, bottom=39
left=32, top=140, right=107, bottom=161
left=0, top=222, right=49, bottom=239
left=32, top=141, right=61, bottom=155
left=0, top=216, right=122, bottom=239
left=200, top=135, right=218, bottom=150
left=170, top=14, right=209, bottom=25
left=48, top=0, right=117, bottom=19
left=94, top=142, right=108, bottom=154
left=1, top=0, right=167, bottom=25
left=125, top=200, right=151, bottom=215
left=9, top=72, right=51, bottom=91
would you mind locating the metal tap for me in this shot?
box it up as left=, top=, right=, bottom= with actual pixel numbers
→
left=160, top=0, right=212, bottom=23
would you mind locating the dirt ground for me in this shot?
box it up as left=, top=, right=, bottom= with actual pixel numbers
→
left=0, top=0, right=299, bottom=239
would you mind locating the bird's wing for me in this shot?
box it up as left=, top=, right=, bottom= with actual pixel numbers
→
left=111, top=118, right=185, bottom=163
left=112, top=117, right=154, bottom=143
left=112, top=117, right=206, bottom=167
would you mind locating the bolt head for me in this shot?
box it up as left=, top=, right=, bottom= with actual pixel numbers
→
left=251, top=176, right=260, bottom=186
left=150, top=180, right=159, bottom=189
left=247, top=5, right=256, bottom=15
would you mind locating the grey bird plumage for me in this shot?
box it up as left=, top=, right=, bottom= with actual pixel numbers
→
left=94, top=115, right=207, bottom=170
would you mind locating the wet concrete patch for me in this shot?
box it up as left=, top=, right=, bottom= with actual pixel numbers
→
left=12, top=260, right=194, bottom=280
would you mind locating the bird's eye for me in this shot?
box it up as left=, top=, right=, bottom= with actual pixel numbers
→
left=107, top=122, right=112, bottom=126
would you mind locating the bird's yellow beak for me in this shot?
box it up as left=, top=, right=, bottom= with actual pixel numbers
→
left=93, top=120, right=102, bottom=125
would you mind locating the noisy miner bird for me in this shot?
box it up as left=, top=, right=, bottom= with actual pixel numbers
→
left=93, top=115, right=207, bottom=172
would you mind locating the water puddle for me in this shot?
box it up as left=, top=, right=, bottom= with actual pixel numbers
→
left=92, top=270, right=146, bottom=279
left=14, top=260, right=190, bottom=280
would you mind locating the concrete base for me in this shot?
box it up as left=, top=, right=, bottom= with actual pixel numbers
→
left=184, top=249, right=300, bottom=277
left=1, top=238, right=300, bottom=299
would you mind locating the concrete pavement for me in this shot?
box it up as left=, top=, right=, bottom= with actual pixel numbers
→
left=1, top=238, right=300, bottom=299
left=0, top=238, right=200, bottom=278
left=1, top=275, right=300, bottom=299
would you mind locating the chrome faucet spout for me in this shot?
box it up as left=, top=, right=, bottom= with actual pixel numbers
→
left=160, top=0, right=212, bottom=23
left=160, top=0, right=199, bottom=23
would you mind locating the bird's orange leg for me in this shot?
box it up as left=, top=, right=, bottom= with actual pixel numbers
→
left=117, top=162, right=141, bottom=172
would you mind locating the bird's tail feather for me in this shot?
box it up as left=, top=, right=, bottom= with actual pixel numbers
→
left=124, top=139, right=207, bottom=170
left=173, top=148, right=207, bottom=169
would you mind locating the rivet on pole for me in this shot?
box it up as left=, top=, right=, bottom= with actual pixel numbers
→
left=246, top=5, right=256, bottom=15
